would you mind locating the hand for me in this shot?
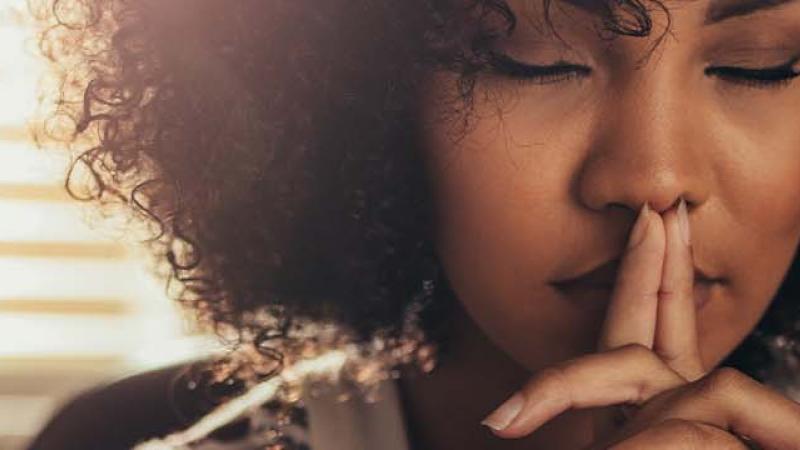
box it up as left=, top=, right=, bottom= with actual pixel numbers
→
left=480, top=199, right=800, bottom=449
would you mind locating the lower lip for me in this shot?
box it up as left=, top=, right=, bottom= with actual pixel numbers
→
left=553, top=280, right=721, bottom=310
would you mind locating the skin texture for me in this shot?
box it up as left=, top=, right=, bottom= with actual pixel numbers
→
left=397, top=0, right=800, bottom=448
left=479, top=204, right=800, bottom=448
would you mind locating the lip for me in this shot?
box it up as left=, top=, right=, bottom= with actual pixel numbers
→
left=550, top=258, right=725, bottom=310
left=552, top=280, right=719, bottom=310
left=551, top=257, right=725, bottom=287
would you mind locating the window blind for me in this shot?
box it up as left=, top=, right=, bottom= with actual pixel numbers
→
left=0, top=3, right=217, bottom=448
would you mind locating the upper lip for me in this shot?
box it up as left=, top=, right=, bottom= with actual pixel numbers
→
left=550, top=257, right=724, bottom=289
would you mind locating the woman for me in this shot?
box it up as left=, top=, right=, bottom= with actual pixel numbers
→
left=29, top=0, right=800, bottom=448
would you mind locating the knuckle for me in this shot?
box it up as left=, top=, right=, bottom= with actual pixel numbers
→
left=614, top=344, right=671, bottom=403
left=657, top=283, right=692, bottom=304
left=657, top=286, right=678, bottom=302
left=634, top=287, right=660, bottom=303
left=697, top=367, right=747, bottom=398
left=616, top=343, right=664, bottom=372
left=617, top=342, right=655, bottom=360
left=531, top=366, right=571, bottom=399
left=654, top=346, right=681, bottom=364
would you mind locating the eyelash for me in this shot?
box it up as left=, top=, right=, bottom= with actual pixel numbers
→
left=489, top=55, right=591, bottom=86
left=489, top=54, right=800, bottom=90
left=705, top=56, right=800, bottom=89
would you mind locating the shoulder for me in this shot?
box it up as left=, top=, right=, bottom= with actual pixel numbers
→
left=26, top=361, right=213, bottom=450
left=27, top=360, right=317, bottom=450
left=27, top=362, right=408, bottom=450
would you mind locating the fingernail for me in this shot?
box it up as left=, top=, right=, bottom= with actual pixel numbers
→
left=627, top=202, right=651, bottom=249
left=481, top=391, right=524, bottom=431
left=677, top=198, right=691, bottom=246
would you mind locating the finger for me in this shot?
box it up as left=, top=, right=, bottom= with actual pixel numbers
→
left=593, top=419, right=749, bottom=450
left=594, top=204, right=666, bottom=439
left=654, top=198, right=705, bottom=381
left=480, top=344, right=685, bottom=439
left=598, top=202, right=666, bottom=351
left=613, top=368, right=800, bottom=449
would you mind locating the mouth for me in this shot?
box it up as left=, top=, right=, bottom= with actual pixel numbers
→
left=550, top=258, right=726, bottom=310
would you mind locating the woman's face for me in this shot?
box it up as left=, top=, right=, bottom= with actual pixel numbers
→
left=419, top=0, right=800, bottom=373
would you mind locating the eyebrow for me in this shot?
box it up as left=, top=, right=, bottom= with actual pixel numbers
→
left=704, top=0, right=798, bottom=25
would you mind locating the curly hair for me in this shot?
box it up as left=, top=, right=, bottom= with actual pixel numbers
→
left=33, top=0, right=800, bottom=411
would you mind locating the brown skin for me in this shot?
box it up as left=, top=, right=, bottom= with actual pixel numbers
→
left=398, top=0, right=800, bottom=448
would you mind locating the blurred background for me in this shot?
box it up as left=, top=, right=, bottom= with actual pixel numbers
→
left=0, top=2, right=218, bottom=448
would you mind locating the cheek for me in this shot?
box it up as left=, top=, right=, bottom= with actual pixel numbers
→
left=421, top=78, right=582, bottom=289
left=420, top=92, right=600, bottom=368
left=715, top=107, right=800, bottom=289
left=699, top=116, right=800, bottom=367
left=423, top=96, right=558, bottom=279
left=714, top=87, right=800, bottom=238
left=425, top=120, right=559, bottom=317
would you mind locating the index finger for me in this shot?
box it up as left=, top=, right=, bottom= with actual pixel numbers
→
left=653, top=198, right=705, bottom=381
left=597, top=202, right=666, bottom=352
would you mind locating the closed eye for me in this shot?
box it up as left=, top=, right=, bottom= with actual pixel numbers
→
left=705, top=56, right=800, bottom=90
left=488, top=52, right=800, bottom=90
left=487, top=52, right=591, bottom=85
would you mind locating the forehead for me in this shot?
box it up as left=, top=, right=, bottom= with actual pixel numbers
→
left=509, top=0, right=797, bottom=25
left=496, top=0, right=800, bottom=64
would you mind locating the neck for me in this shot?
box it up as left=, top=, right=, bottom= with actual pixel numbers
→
left=396, top=302, right=595, bottom=450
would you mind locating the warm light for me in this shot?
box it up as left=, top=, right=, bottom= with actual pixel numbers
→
left=0, top=1, right=44, bottom=128
left=0, top=2, right=216, bottom=447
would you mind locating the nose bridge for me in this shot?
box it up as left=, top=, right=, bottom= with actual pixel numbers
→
left=578, top=68, right=710, bottom=213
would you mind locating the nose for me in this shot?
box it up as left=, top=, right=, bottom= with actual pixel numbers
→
left=577, top=71, right=712, bottom=215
